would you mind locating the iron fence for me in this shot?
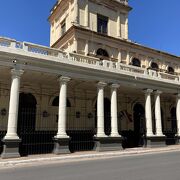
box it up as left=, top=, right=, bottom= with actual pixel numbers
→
left=16, top=107, right=99, bottom=156
left=0, top=131, right=6, bottom=154
left=0, top=108, right=179, bottom=156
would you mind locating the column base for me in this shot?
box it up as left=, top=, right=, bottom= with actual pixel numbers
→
left=94, top=136, right=123, bottom=152
left=1, top=138, right=21, bottom=159
left=145, top=136, right=166, bottom=148
left=53, top=137, right=71, bottom=155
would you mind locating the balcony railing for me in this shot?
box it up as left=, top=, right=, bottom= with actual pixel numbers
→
left=68, top=53, right=99, bottom=65
left=115, top=0, right=128, bottom=5
left=0, top=37, right=179, bottom=83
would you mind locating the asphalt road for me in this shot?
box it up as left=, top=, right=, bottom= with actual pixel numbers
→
left=0, top=151, right=180, bottom=180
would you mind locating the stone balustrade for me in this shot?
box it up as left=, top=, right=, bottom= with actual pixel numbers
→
left=0, top=37, right=179, bottom=83
left=159, top=72, right=180, bottom=81
left=115, top=0, right=128, bottom=5
left=68, top=52, right=99, bottom=65
left=23, top=42, right=66, bottom=58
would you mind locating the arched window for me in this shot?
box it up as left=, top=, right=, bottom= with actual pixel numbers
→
left=19, top=93, right=37, bottom=107
left=167, top=66, right=174, bottom=74
left=151, top=62, right=159, bottom=70
left=52, top=96, right=71, bottom=107
left=132, top=58, right=141, bottom=67
left=18, top=93, right=37, bottom=134
left=96, top=48, right=109, bottom=58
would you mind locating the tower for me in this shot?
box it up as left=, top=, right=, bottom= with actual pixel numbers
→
left=49, top=0, right=132, bottom=60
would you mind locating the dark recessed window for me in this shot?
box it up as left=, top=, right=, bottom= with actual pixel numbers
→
left=96, top=48, right=109, bottom=58
left=167, top=66, right=174, bottom=74
left=132, top=58, right=141, bottom=67
left=61, top=21, right=66, bottom=36
left=97, top=14, right=108, bottom=34
left=151, top=62, right=159, bottom=70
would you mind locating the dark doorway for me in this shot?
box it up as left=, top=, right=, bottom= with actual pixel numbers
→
left=18, top=93, right=56, bottom=156
left=161, top=109, right=165, bottom=133
left=165, top=107, right=177, bottom=145
left=133, top=103, right=145, bottom=147
left=18, top=93, right=37, bottom=134
left=171, top=107, right=177, bottom=134
left=18, top=93, right=37, bottom=156
left=104, top=98, right=111, bottom=135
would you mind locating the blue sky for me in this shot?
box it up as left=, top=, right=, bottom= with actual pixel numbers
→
left=0, top=0, right=179, bottom=56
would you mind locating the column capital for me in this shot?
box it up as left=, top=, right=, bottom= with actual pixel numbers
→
left=111, top=84, right=120, bottom=89
left=154, top=90, right=162, bottom=95
left=11, top=69, right=24, bottom=78
left=97, top=82, right=107, bottom=88
left=143, top=88, right=153, bottom=94
left=58, top=76, right=71, bottom=83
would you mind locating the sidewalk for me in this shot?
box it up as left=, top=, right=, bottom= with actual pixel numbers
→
left=1, top=145, right=180, bottom=168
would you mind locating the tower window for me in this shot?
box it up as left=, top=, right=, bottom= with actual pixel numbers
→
left=97, top=14, right=108, bottom=34
left=132, top=58, right=141, bottom=67
left=167, top=66, right=174, bottom=74
left=150, top=62, right=159, bottom=71
left=96, top=48, right=109, bottom=58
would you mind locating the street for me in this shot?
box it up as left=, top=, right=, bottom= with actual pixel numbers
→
left=0, top=151, right=180, bottom=180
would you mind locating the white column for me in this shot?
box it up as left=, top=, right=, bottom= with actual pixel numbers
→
left=144, top=89, right=154, bottom=137
left=118, top=50, right=122, bottom=63
left=67, top=42, right=71, bottom=53
left=176, top=94, right=180, bottom=136
left=73, top=37, right=78, bottom=53
left=110, top=84, right=121, bottom=137
left=4, top=69, right=24, bottom=140
left=56, top=76, right=71, bottom=138
left=85, top=40, right=89, bottom=55
left=125, top=14, right=128, bottom=39
left=74, top=0, right=79, bottom=25
left=126, top=51, right=130, bottom=65
left=117, top=12, right=121, bottom=38
left=154, top=90, right=164, bottom=136
left=84, top=0, right=89, bottom=27
left=96, top=82, right=107, bottom=137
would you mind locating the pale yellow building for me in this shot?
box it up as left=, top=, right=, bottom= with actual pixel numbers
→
left=0, top=0, right=179, bottom=158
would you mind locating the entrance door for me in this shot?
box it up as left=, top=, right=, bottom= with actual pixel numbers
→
left=104, top=98, right=111, bottom=135
left=18, top=93, right=37, bottom=133
left=133, top=103, right=145, bottom=147
left=18, top=93, right=37, bottom=155
left=171, top=107, right=177, bottom=134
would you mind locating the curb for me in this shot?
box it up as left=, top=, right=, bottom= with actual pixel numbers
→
left=1, top=146, right=180, bottom=167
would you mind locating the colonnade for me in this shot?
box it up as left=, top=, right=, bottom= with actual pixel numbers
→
left=2, top=69, right=180, bottom=158
left=4, top=69, right=180, bottom=140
